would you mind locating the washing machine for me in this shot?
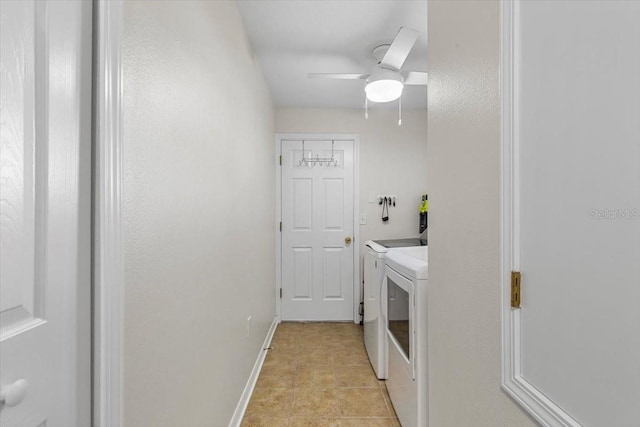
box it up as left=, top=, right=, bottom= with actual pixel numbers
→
left=364, top=238, right=426, bottom=379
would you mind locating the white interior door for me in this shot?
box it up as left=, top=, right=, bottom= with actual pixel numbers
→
left=0, top=1, right=92, bottom=425
left=502, top=1, right=640, bottom=426
left=281, top=139, right=355, bottom=321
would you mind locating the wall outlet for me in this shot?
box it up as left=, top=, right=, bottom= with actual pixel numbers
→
left=246, top=316, right=251, bottom=338
left=359, top=213, right=367, bottom=225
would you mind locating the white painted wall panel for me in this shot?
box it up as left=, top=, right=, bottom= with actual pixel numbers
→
left=323, top=178, right=344, bottom=230
left=515, top=2, right=640, bottom=424
left=0, top=0, right=36, bottom=320
left=292, top=178, right=313, bottom=230
left=122, top=1, right=274, bottom=425
left=322, top=247, right=343, bottom=299
left=292, top=248, right=313, bottom=299
left=1, top=1, right=92, bottom=425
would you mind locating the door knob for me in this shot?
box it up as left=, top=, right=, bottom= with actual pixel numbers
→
left=345, top=236, right=352, bottom=244
left=0, top=379, right=28, bottom=407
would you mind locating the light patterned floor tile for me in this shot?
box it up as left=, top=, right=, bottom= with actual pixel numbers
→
left=335, top=388, right=389, bottom=417
left=255, top=365, right=296, bottom=389
left=381, top=386, right=398, bottom=418
left=297, top=347, right=334, bottom=366
left=334, top=365, right=379, bottom=388
left=294, top=365, right=336, bottom=388
left=289, top=417, right=338, bottom=427
left=332, top=419, right=398, bottom=427
left=332, top=346, right=370, bottom=366
left=291, top=388, right=340, bottom=417
left=242, top=322, right=399, bottom=425
left=241, top=415, right=290, bottom=427
left=245, top=387, right=292, bottom=418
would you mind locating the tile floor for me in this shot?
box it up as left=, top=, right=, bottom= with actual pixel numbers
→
left=242, top=322, right=400, bottom=427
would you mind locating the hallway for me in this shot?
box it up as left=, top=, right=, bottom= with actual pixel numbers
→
left=242, top=322, right=400, bottom=426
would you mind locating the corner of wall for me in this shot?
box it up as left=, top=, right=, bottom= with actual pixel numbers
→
left=425, top=1, right=537, bottom=425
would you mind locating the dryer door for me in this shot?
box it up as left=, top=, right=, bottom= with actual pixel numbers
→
left=385, top=265, right=415, bottom=380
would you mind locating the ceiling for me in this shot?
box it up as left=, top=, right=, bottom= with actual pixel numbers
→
left=236, top=0, right=428, bottom=109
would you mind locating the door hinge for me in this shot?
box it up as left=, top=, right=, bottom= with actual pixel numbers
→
left=511, top=271, right=521, bottom=308
left=279, top=288, right=282, bottom=299
left=279, top=155, right=282, bottom=165
left=279, top=221, right=282, bottom=232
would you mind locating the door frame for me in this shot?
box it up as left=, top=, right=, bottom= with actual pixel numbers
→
left=275, top=133, right=361, bottom=323
left=93, top=0, right=124, bottom=426
left=500, top=1, right=581, bottom=425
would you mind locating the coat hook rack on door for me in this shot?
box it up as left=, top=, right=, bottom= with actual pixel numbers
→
left=297, top=140, right=339, bottom=167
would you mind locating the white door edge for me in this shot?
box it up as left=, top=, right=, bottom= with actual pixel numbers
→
left=275, top=133, right=361, bottom=323
left=94, top=1, right=124, bottom=426
left=500, top=1, right=584, bottom=425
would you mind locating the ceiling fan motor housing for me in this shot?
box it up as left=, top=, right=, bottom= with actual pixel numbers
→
left=365, top=66, right=404, bottom=103
left=372, top=44, right=391, bottom=63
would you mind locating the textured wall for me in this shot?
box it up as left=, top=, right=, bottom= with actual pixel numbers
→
left=122, top=1, right=275, bottom=425
left=276, top=108, right=428, bottom=301
left=426, top=1, right=537, bottom=426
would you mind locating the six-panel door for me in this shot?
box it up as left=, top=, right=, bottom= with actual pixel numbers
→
left=281, top=139, right=355, bottom=321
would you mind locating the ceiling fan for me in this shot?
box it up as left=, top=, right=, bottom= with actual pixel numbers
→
left=308, top=27, right=427, bottom=104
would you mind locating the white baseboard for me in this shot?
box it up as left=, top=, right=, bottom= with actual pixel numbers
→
left=228, top=316, right=279, bottom=427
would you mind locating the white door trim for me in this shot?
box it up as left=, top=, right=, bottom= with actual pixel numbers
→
left=93, top=1, right=124, bottom=426
left=500, top=1, right=581, bottom=425
left=275, top=133, right=361, bottom=323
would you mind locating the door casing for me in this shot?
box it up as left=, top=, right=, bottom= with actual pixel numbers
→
left=93, top=1, right=125, bottom=426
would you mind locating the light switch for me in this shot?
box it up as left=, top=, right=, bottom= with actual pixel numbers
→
left=360, top=213, right=367, bottom=225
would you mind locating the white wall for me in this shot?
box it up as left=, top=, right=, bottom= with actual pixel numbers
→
left=276, top=108, right=428, bottom=295
left=426, top=2, right=537, bottom=426
left=122, top=2, right=275, bottom=425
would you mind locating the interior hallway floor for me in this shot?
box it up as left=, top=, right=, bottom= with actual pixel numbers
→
left=242, top=322, right=401, bottom=426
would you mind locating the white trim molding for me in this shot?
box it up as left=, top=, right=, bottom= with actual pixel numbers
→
left=275, top=133, right=361, bottom=323
left=228, top=316, right=280, bottom=427
left=93, top=1, right=124, bottom=426
left=275, top=135, right=283, bottom=320
left=352, top=137, right=361, bottom=324
left=500, top=2, right=581, bottom=426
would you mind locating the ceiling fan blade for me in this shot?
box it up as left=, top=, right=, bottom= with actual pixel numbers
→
left=403, top=71, right=428, bottom=85
left=380, top=27, right=419, bottom=71
left=308, top=73, right=368, bottom=80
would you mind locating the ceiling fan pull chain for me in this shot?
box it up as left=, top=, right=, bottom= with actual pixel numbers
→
left=398, top=96, right=402, bottom=126
left=365, top=94, right=369, bottom=120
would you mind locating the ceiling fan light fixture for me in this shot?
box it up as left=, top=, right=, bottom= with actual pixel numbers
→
left=365, top=68, right=404, bottom=103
